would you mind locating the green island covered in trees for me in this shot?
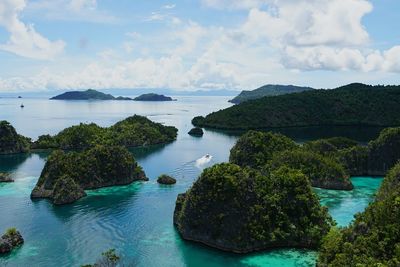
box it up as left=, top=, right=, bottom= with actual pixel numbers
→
left=174, top=126, right=400, bottom=253
left=229, top=84, right=314, bottom=104
left=0, top=115, right=178, bottom=154
left=50, top=89, right=132, bottom=100
left=31, top=145, right=147, bottom=205
left=174, top=163, right=333, bottom=253
left=193, top=83, right=400, bottom=130
left=133, top=93, right=174, bottom=101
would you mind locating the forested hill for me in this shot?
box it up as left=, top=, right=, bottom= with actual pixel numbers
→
left=229, top=84, right=314, bottom=104
left=193, top=83, right=400, bottom=130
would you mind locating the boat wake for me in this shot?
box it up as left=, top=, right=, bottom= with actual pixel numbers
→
left=195, top=154, right=213, bottom=168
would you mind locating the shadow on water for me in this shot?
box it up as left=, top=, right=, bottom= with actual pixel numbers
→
left=129, top=143, right=171, bottom=161
left=0, top=153, right=30, bottom=172
left=206, top=125, right=385, bottom=143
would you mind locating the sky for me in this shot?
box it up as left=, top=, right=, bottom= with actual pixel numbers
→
left=0, top=0, right=399, bottom=92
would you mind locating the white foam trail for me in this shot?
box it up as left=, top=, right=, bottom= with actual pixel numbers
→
left=195, top=155, right=213, bottom=168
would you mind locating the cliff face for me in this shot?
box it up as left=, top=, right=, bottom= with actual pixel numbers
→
left=0, top=121, right=30, bottom=154
left=31, top=145, right=147, bottom=205
left=174, top=164, right=332, bottom=253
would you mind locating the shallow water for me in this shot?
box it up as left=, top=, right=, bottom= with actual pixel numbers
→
left=0, top=96, right=383, bottom=266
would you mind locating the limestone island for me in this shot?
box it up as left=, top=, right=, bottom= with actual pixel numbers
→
left=133, top=93, right=174, bottom=101
left=0, top=121, right=31, bottom=154
left=188, top=127, right=204, bottom=137
left=31, top=145, right=148, bottom=205
left=157, top=174, right=176, bottom=185
left=32, top=115, right=178, bottom=151
left=50, top=89, right=132, bottom=101
left=174, top=163, right=333, bottom=253
left=0, top=228, right=24, bottom=254
left=0, top=173, right=13, bottom=183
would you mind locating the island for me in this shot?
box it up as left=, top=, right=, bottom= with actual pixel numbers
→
left=0, top=173, right=13, bottom=183
left=0, top=228, right=24, bottom=254
left=32, top=115, right=178, bottom=151
left=229, top=84, right=314, bottom=104
left=318, top=162, right=400, bottom=266
left=229, top=131, right=353, bottom=190
left=50, top=89, right=132, bottom=100
left=188, top=127, right=204, bottom=137
left=157, top=174, right=176, bottom=185
left=174, top=163, right=333, bottom=253
left=31, top=145, right=148, bottom=205
left=193, top=83, right=400, bottom=130
left=0, top=121, right=31, bottom=154
left=133, top=93, right=174, bottom=101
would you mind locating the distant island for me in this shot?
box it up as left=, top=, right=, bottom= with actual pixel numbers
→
left=133, top=93, right=174, bottom=101
left=50, top=89, right=132, bottom=100
left=229, top=84, right=314, bottom=104
left=193, top=83, right=400, bottom=130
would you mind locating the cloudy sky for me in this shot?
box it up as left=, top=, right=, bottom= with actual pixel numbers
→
left=0, top=0, right=399, bottom=92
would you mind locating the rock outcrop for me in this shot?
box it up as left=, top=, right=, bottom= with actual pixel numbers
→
left=31, top=145, right=148, bottom=205
left=0, top=121, right=30, bottom=154
left=0, top=228, right=24, bottom=254
left=157, top=174, right=176, bottom=185
left=0, top=173, right=13, bottom=183
left=174, top=163, right=333, bottom=253
left=188, top=127, right=204, bottom=137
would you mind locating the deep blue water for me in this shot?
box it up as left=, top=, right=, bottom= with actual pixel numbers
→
left=0, top=96, right=383, bottom=266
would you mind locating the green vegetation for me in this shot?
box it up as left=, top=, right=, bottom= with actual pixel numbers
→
left=229, top=131, right=297, bottom=169
left=174, top=163, right=333, bottom=253
left=0, top=121, right=31, bottom=154
left=318, top=163, right=400, bottom=266
left=133, top=93, right=174, bottom=101
left=229, top=84, right=314, bottom=104
left=81, top=249, right=120, bottom=267
left=33, top=115, right=178, bottom=150
left=0, top=228, right=24, bottom=254
left=31, top=145, right=148, bottom=205
left=193, top=83, right=400, bottom=130
left=157, top=174, right=176, bottom=185
left=50, top=89, right=132, bottom=100
left=188, top=127, right=204, bottom=137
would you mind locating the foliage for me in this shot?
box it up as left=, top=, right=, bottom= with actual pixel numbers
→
left=5, top=228, right=17, bottom=236
left=193, top=83, right=400, bottom=129
left=188, top=127, right=204, bottom=137
left=0, top=121, right=31, bottom=154
left=229, top=84, right=314, bottom=104
left=174, top=163, right=333, bottom=252
left=133, top=93, right=173, bottom=101
left=267, top=150, right=352, bottom=190
left=318, top=163, right=400, bottom=266
left=51, top=89, right=118, bottom=100
left=303, top=137, right=358, bottom=157
left=33, top=115, right=178, bottom=150
left=229, top=131, right=297, bottom=169
left=81, top=249, right=120, bottom=267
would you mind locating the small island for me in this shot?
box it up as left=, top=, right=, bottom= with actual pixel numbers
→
left=188, top=127, right=204, bottom=137
left=50, top=89, right=132, bottom=101
left=157, top=174, right=176, bottom=185
left=174, top=163, right=332, bottom=253
left=0, top=228, right=24, bottom=254
left=0, top=173, right=13, bottom=183
left=31, top=145, right=148, bottom=205
left=133, top=93, right=174, bottom=101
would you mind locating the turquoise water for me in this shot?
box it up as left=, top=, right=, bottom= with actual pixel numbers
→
left=0, top=97, right=383, bottom=266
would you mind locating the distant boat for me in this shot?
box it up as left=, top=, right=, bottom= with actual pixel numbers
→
left=18, top=96, right=22, bottom=99
left=20, top=104, right=24, bottom=108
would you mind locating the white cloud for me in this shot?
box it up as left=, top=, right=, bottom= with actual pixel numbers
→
left=0, top=0, right=65, bottom=60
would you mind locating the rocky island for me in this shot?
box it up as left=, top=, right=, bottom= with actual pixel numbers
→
left=188, top=127, right=204, bottom=137
left=33, top=115, right=178, bottom=150
left=0, top=228, right=24, bottom=254
left=31, top=145, right=148, bottom=205
left=174, top=163, right=333, bottom=253
left=157, top=174, right=176, bottom=185
left=0, top=121, right=31, bottom=154
left=50, top=89, right=132, bottom=100
left=133, top=93, right=174, bottom=101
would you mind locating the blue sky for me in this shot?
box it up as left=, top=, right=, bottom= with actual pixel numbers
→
left=0, top=0, right=399, bottom=92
